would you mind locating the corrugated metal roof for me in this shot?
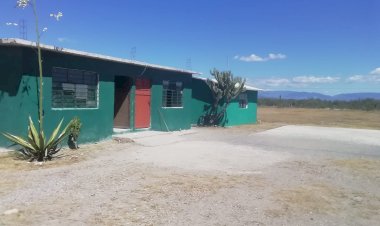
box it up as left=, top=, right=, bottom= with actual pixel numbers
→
left=192, top=75, right=261, bottom=91
left=0, top=38, right=200, bottom=75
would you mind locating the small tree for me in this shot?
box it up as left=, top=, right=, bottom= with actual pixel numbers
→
left=203, top=68, right=246, bottom=126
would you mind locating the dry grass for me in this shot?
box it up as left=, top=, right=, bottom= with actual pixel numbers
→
left=267, top=183, right=345, bottom=217
left=258, top=107, right=380, bottom=130
left=332, top=158, right=380, bottom=178
left=267, top=183, right=380, bottom=219
left=123, top=172, right=261, bottom=225
left=229, top=122, right=286, bottom=133
left=0, top=140, right=130, bottom=172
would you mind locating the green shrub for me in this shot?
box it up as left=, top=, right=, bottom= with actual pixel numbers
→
left=68, top=117, right=82, bottom=149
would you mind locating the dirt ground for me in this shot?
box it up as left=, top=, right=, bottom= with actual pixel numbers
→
left=1, top=109, right=380, bottom=225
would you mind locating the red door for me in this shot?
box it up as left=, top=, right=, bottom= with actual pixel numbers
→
left=135, top=78, right=151, bottom=128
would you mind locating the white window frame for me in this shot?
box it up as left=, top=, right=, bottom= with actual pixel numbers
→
left=51, top=67, right=99, bottom=110
left=162, top=80, right=183, bottom=108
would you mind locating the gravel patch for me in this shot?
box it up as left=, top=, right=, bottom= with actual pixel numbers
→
left=1, top=125, right=380, bottom=225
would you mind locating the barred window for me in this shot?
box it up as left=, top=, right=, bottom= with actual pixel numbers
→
left=239, top=93, right=248, bottom=108
left=52, top=67, right=98, bottom=108
left=162, top=81, right=183, bottom=107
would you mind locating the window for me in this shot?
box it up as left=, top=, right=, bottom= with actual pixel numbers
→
left=52, top=67, right=98, bottom=108
left=239, top=93, right=248, bottom=108
left=162, top=81, right=183, bottom=107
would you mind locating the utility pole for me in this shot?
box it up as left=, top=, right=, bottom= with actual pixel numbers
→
left=186, top=57, right=192, bottom=70
left=130, top=47, right=136, bottom=60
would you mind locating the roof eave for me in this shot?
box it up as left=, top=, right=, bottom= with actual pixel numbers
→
left=0, top=38, right=201, bottom=75
left=192, top=75, right=262, bottom=91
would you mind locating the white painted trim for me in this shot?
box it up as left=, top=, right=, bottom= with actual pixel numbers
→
left=192, top=75, right=262, bottom=91
left=52, top=108, right=99, bottom=111
left=161, top=107, right=184, bottom=109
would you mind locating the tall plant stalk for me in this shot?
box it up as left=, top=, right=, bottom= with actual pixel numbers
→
left=31, top=0, right=44, bottom=132
left=3, top=0, right=75, bottom=162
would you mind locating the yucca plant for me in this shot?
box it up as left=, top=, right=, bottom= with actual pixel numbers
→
left=2, top=117, right=73, bottom=162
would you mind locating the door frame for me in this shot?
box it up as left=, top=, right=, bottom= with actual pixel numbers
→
left=113, top=76, right=132, bottom=129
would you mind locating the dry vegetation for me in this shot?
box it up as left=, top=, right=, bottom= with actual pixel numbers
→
left=0, top=140, right=131, bottom=172
left=267, top=183, right=380, bottom=219
left=332, top=158, right=380, bottom=178
left=258, top=107, right=380, bottom=130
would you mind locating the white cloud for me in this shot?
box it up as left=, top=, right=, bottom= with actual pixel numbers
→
left=262, top=78, right=291, bottom=87
left=254, top=75, right=340, bottom=88
left=347, top=74, right=380, bottom=83
left=292, top=76, right=340, bottom=84
left=235, top=53, right=287, bottom=62
left=236, top=54, right=265, bottom=62
left=5, top=22, right=18, bottom=26
left=347, top=67, right=380, bottom=83
left=57, top=37, right=68, bottom=42
left=255, top=78, right=294, bottom=87
left=370, top=67, right=380, bottom=75
left=268, top=53, right=287, bottom=60
left=347, top=75, right=366, bottom=82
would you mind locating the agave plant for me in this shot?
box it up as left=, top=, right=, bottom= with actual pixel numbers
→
left=2, top=117, right=73, bottom=162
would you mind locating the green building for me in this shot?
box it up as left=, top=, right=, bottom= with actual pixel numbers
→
left=0, top=38, right=258, bottom=150
left=191, top=76, right=259, bottom=127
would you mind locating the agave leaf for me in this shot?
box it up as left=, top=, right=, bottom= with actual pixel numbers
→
left=28, top=117, right=40, bottom=149
left=46, top=118, right=63, bottom=146
left=39, top=130, right=47, bottom=157
left=2, top=132, right=35, bottom=150
left=27, top=132, right=40, bottom=152
left=46, top=119, right=72, bottom=151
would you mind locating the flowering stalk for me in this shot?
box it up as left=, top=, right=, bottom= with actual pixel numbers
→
left=17, top=0, right=46, bottom=133
left=31, top=0, right=44, bottom=133
left=17, top=0, right=44, bottom=154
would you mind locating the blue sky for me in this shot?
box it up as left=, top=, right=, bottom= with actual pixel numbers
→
left=1, top=0, right=379, bottom=94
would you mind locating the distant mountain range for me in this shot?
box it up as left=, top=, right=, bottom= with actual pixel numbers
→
left=259, top=91, right=380, bottom=101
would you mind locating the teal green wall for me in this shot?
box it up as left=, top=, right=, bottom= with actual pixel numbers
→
left=0, top=47, right=117, bottom=148
left=191, top=78, right=258, bottom=127
left=150, top=73, right=192, bottom=131
left=191, top=78, right=214, bottom=125
left=224, top=91, right=258, bottom=126
left=0, top=46, right=193, bottom=148
left=0, top=47, right=39, bottom=148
